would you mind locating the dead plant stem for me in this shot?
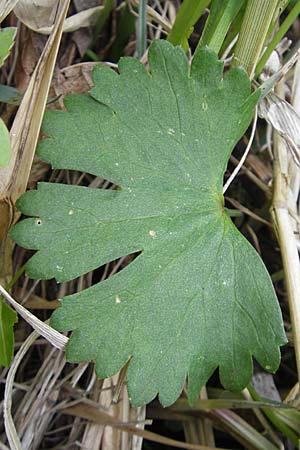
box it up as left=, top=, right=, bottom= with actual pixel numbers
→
left=272, top=132, right=300, bottom=385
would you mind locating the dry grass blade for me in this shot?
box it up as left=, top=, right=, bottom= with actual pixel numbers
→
left=15, top=289, right=60, bottom=309
left=259, top=54, right=300, bottom=393
left=62, top=403, right=230, bottom=450
left=3, top=331, right=39, bottom=450
left=131, top=405, right=146, bottom=450
left=259, top=92, right=300, bottom=167
left=166, top=397, right=293, bottom=412
left=15, top=349, right=66, bottom=450
left=0, top=283, right=68, bottom=350
left=14, top=2, right=104, bottom=34
left=0, top=0, right=70, bottom=202
left=183, top=387, right=215, bottom=448
left=267, top=40, right=300, bottom=393
left=0, top=0, right=19, bottom=22
left=0, top=0, right=70, bottom=281
left=272, top=139, right=300, bottom=378
left=13, top=0, right=57, bottom=31
left=229, top=154, right=271, bottom=196
left=225, top=197, right=272, bottom=227
left=80, top=378, right=116, bottom=450
left=260, top=46, right=300, bottom=98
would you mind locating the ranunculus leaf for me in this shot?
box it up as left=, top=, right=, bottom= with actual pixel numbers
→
left=11, top=40, right=286, bottom=406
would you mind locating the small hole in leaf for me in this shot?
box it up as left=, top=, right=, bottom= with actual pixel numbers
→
left=35, top=219, right=42, bottom=226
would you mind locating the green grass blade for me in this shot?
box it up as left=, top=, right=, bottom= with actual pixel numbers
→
left=211, top=409, right=282, bottom=450
left=197, top=0, right=245, bottom=54
left=92, top=0, right=114, bottom=46
left=274, top=408, right=300, bottom=434
left=248, top=384, right=300, bottom=447
left=110, top=4, right=135, bottom=61
left=167, top=0, right=210, bottom=48
left=219, top=4, right=246, bottom=56
left=0, top=298, right=17, bottom=366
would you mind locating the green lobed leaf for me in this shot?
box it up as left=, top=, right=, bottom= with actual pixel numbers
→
left=0, top=27, right=17, bottom=68
left=0, top=117, right=10, bottom=167
left=0, top=298, right=18, bottom=367
left=11, top=40, right=286, bottom=407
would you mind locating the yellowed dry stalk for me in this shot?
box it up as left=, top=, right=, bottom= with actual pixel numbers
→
left=271, top=79, right=300, bottom=387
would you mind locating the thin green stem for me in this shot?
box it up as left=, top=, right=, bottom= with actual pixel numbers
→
left=197, top=0, right=245, bottom=55
left=137, top=0, right=147, bottom=58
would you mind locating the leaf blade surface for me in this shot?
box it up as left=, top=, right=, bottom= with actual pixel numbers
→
left=11, top=40, right=286, bottom=406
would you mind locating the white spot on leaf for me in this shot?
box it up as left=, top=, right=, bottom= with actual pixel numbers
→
left=149, top=230, right=157, bottom=238
left=115, top=295, right=121, bottom=304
